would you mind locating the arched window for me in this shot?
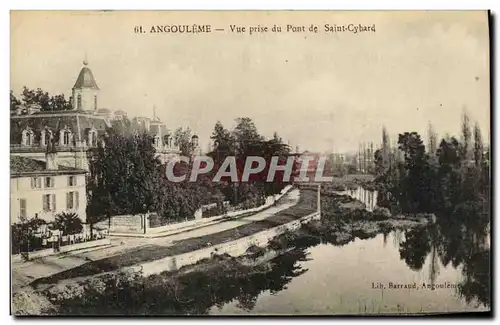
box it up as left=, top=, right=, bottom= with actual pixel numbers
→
left=94, top=95, right=97, bottom=110
left=63, top=131, right=70, bottom=146
left=22, top=129, right=34, bottom=146
left=77, top=94, right=82, bottom=110
left=42, top=129, right=52, bottom=147
left=26, top=131, right=32, bottom=146
left=59, top=126, right=73, bottom=147
left=88, top=130, right=97, bottom=147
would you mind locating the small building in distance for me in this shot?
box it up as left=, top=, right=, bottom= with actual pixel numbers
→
left=10, top=150, right=87, bottom=225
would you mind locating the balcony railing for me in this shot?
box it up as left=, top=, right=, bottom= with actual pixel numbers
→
left=11, top=143, right=181, bottom=154
left=10, top=143, right=97, bottom=153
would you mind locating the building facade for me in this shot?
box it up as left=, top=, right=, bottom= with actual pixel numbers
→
left=10, top=60, right=181, bottom=170
left=11, top=155, right=87, bottom=224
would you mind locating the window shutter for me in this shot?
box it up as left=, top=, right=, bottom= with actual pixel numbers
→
left=66, top=192, right=71, bottom=210
left=43, top=195, right=49, bottom=212
left=52, top=194, right=56, bottom=212
left=31, top=178, right=35, bottom=189
left=19, top=199, right=26, bottom=218
left=75, top=191, right=79, bottom=210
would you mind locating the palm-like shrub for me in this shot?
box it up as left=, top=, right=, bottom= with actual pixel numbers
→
left=54, top=212, right=83, bottom=235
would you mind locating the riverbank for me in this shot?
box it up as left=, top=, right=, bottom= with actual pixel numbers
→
left=18, top=230, right=317, bottom=315
left=302, top=187, right=433, bottom=246
left=13, top=185, right=433, bottom=315
left=26, top=189, right=315, bottom=289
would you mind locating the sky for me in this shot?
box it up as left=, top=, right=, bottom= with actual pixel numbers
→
left=10, top=11, right=490, bottom=153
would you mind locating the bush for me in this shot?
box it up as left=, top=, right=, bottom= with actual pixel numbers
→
left=54, top=212, right=83, bottom=235
left=202, top=204, right=227, bottom=218
left=372, top=207, right=391, bottom=221
left=245, top=245, right=266, bottom=258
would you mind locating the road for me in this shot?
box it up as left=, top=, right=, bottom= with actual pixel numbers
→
left=11, top=189, right=300, bottom=290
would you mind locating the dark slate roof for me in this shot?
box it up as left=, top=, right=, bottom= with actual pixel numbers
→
left=10, top=112, right=110, bottom=144
left=10, top=156, right=86, bottom=176
left=73, top=66, right=99, bottom=90
left=149, top=123, right=169, bottom=137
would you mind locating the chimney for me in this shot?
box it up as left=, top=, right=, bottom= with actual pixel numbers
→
left=45, top=140, right=58, bottom=170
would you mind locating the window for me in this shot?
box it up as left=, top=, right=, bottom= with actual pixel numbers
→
left=66, top=191, right=79, bottom=210
left=44, top=177, right=54, bottom=188
left=63, top=131, right=70, bottom=146
left=26, top=132, right=33, bottom=146
left=66, top=192, right=74, bottom=209
left=68, top=176, right=76, bottom=186
left=30, top=177, right=42, bottom=189
left=42, top=194, right=56, bottom=212
left=94, top=95, right=97, bottom=110
left=77, top=94, right=82, bottom=109
left=19, top=199, right=26, bottom=219
left=23, top=130, right=34, bottom=146
left=89, top=131, right=97, bottom=146
left=43, top=130, right=52, bottom=147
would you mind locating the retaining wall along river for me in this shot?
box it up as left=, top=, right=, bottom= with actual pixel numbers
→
left=136, top=210, right=321, bottom=276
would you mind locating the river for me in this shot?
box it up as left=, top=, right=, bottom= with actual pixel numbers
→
left=209, top=226, right=489, bottom=315
left=50, top=192, right=490, bottom=315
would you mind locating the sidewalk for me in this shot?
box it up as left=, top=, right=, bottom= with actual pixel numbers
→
left=12, top=189, right=300, bottom=290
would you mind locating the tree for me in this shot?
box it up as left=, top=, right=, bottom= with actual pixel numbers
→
left=10, top=90, right=20, bottom=112
left=233, top=117, right=263, bottom=156
left=54, top=212, right=83, bottom=235
left=174, top=127, right=194, bottom=157
left=397, top=132, right=432, bottom=212
left=374, top=148, right=384, bottom=178
left=473, top=122, right=484, bottom=168
left=49, top=94, right=72, bottom=111
left=21, top=86, right=50, bottom=111
left=87, top=133, right=162, bottom=218
left=210, top=121, right=234, bottom=165
left=427, top=122, right=438, bottom=157
left=434, top=137, right=461, bottom=211
left=460, top=110, right=472, bottom=163
left=18, top=86, right=72, bottom=111
left=382, top=126, right=391, bottom=170
left=87, top=132, right=208, bottom=226
left=110, top=117, right=135, bottom=137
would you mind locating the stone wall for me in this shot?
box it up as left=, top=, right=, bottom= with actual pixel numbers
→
left=138, top=210, right=321, bottom=276
left=105, top=185, right=294, bottom=237
left=11, top=238, right=111, bottom=263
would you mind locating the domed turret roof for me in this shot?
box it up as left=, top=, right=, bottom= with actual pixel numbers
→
left=73, top=60, right=100, bottom=90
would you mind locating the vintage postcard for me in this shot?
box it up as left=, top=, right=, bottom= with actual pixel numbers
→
left=10, top=10, right=490, bottom=316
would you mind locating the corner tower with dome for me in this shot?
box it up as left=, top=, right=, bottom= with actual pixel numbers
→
left=72, top=59, right=100, bottom=111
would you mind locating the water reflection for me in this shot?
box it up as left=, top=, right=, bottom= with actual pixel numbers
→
left=396, top=214, right=490, bottom=309
left=55, top=215, right=490, bottom=315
